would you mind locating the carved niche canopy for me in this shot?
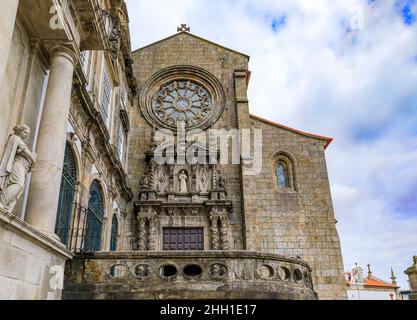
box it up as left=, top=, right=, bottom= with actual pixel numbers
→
left=140, top=66, right=225, bottom=131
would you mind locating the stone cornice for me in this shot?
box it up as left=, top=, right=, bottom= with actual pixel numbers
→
left=0, top=208, right=73, bottom=260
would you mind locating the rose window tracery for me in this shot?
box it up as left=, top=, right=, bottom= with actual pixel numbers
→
left=151, top=80, right=213, bottom=128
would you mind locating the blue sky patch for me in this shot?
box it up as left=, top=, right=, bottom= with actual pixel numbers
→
left=397, top=0, right=416, bottom=25
left=271, top=15, right=287, bottom=32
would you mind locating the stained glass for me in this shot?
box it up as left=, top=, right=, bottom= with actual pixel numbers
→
left=277, top=163, right=288, bottom=189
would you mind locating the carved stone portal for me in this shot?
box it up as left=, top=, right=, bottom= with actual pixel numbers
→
left=135, top=139, right=232, bottom=252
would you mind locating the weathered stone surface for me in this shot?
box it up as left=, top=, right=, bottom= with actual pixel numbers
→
left=123, top=32, right=347, bottom=300
left=63, top=251, right=317, bottom=300
left=0, top=207, right=73, bottom=300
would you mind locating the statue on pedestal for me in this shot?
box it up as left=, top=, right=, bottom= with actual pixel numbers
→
left=178, top=170, right=188, bottom=193
left=0, top=125, right=37, bottom=213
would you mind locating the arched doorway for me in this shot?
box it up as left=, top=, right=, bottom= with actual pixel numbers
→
left=55, top=144, right=77, bottom=246
left=84, top=181, right=105, bottom=252
left=110, top=214, right=118, bottom=251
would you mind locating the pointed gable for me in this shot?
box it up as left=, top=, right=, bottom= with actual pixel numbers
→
left=133, top=31, right=250, bottom=60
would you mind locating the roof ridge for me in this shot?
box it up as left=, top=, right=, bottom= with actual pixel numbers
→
left=249, top=114, right=334, bottom=149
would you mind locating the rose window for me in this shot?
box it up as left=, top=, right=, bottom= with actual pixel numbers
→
left=151, top=80, right=213, bottom=128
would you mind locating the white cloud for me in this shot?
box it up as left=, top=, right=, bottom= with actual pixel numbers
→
left=125, top=0, right=417, bottom=290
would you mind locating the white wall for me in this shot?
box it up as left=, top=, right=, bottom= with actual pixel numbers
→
left=347, top=289, right=396, bottom=300
left=0, top=209, right=73, bottom=300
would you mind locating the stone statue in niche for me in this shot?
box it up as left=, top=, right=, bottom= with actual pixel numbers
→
left=0, top=125, right=37, bottom=213
left=178, top=170, right=188, bottom=193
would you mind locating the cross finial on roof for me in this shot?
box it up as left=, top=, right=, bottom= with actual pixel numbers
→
left=177, top=24, right=190, bottom=32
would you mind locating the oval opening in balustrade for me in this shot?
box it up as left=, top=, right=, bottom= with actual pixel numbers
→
left=159, top=265, right=178, bottom=278
left=278, top=266, right=291, bottom=281
left=108, top=264, right=128, bottom=279
left=183, top=264, right=203, bottom=278
left=294, top=269, right=303, bottom=283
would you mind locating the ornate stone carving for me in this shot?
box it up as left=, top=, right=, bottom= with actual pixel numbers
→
left=0, top=125, right=37, bottom=213
left=139, top=175, right=150, bottom=192
left=209, top=263, right=227, bottom=279
left=155, top=165, right=169, bottom=193
left=256, top=265, right=274, bottom=280
left=219, top=216, right=229, bottom=250
left=209, top=207, right=230, bottom=251
left=135, top=264, right=152, bottom=279
left=210, top=215, right=220, bottom=250
left=147, top=216, right=157, bottom=250
left=137, top=216, right=147, bottom=250
left=152, top=80, right=213, bottom=128
left=197, top=166, right=210, bottom=193
left=218, top=172, right=227, bottom=190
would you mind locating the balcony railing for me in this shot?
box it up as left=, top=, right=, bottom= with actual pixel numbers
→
left=63, top=251, right=318, bottom=300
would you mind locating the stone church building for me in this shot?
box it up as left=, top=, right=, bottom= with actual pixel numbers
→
left=0, top=0, right=346, bottom=300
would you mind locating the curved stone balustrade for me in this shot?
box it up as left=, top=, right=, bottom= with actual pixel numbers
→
left=63, top=251, right=318, bottom=300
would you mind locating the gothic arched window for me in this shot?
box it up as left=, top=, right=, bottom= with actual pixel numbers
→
left=55, top=144, right=77, bottom=246
left=274, top=152, right=296, bottom=191
left=110, top=214, right=119, bottom=252
left=84, top=181, right=105, bottom=252
left=276, top=162, right=288, bottom=189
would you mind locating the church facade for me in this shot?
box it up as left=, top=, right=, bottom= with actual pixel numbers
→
left=0, top=0, right=346, bottom=300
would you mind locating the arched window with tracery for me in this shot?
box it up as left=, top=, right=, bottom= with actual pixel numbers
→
left=274, top=153, right=296, bottom=191
left=110, top=214, right=119, bottom=252
left=84, top=181, right=105, bottom=252
left=55, top=144, right=77, bottom=246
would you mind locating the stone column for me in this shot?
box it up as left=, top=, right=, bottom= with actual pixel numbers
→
left=137, top=216, right=147, bottom=250
left=25, top=46, right=77, bottom=238
left=0, top=0, right=19, bottom=87
left=210, top=215, right=220, bottom=250
left=219, top=216, right=229, bottom=250
left=147, top=216, right=156, bottom=251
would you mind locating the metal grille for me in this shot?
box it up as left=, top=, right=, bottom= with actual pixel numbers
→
left=163, top=228, right=204, bottom=251
left=55, top=144, right=77, bottom=246
left=84, top=181, right=104, bottom=252
left=110, top=215, right=118, bottom=251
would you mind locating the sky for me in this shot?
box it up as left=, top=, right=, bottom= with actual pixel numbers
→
left=125, top=0, right=417, bottom=290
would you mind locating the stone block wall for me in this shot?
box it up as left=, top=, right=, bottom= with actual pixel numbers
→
left=0, top=208, right=73, bottom=300
left=243, top=118, right=346, bottom=300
